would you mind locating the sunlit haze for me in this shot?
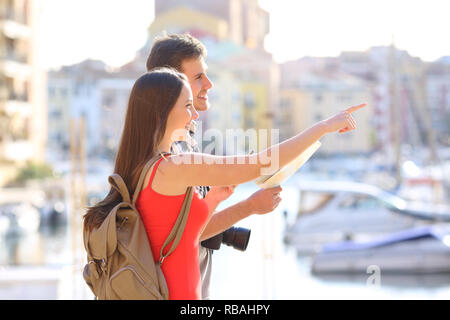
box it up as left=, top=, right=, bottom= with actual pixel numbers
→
left=260, top=0, right=450, bottom=63
left=40, top=0, right=154, bottom=70
left=40, top=0, right=449, bottom=70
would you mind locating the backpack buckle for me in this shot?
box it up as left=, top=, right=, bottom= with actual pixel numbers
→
left=100, top=258, right=107, bottom=273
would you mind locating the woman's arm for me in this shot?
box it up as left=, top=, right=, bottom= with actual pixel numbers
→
left=159, top=103, right=366, bottom=187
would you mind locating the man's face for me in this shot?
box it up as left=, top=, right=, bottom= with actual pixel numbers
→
left=180, top=57, right=213, bottom=112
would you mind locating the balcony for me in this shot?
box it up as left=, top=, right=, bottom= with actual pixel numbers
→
left=0, top=58, right=31, bottom=78
left=0, top=140, right=33, bottom=162
left=0, top=19, right=31, bottom=39
left=0, top=100, right=31, bottom=117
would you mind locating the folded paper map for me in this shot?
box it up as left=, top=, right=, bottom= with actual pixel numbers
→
left=254, top=141, right=321, bottom=189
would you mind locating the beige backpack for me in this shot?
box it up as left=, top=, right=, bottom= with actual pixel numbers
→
left=82, top=154, right=193, bottom=300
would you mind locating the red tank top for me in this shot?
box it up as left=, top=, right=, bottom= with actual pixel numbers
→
left=135, top=157, right=209, bottom=300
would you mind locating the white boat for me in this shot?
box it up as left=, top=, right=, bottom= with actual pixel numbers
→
left=311, top=225, right=450, bottom=274
left=284, top=180, right=450, bottom=254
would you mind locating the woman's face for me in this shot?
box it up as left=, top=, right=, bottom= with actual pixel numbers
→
left=165, top=82, right=199, bottom=142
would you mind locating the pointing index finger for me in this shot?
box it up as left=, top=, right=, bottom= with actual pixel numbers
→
left=346, top=103, right=367, bottom=114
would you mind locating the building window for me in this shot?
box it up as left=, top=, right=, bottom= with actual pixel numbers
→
left=315, top=93, right=323, bottom=103
left=314, top=113, right=322, bottom=122
left=50, top=109, right=62, bottom=119
left=280, top=97, right=291, bottom=109
left=338, top=94, right=351, bottom=103
left=244, top=92, right=255, bottom=109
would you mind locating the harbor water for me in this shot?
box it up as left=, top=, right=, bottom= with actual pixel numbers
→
left=1, top=178, right=450, bottom=299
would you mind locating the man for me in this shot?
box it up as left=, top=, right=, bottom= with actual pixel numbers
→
left=146, top=33, right=282, bottom=299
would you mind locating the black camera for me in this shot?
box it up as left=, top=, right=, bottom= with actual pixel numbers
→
left=201, top=227, right=251, bottom=251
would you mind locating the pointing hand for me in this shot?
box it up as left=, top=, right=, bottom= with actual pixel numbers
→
left=322, top=103, right=367, bottom=134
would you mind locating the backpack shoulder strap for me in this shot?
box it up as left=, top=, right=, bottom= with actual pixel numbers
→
left=132, top=154, right=165, bottom=206
left=159, top=186, right=193, bottom=264
left=131, top=152, right=194, bottom=265
left=108, top=174, right=131, bottom=204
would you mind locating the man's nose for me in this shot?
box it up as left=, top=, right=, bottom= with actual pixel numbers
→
left=203, top=75, right=213, bottom=90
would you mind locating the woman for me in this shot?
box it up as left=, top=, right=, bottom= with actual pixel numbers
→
left=84, top=67, right=366, bottom=300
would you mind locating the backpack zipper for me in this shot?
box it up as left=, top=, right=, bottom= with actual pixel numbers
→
left=110, top=266, right=146, bottom=286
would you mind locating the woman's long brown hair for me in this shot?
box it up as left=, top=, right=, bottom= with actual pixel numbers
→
left=83, top=67, right=188, bottom=231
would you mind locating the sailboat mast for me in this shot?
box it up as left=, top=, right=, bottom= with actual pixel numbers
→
left=389, top=37, right=402, bottom=188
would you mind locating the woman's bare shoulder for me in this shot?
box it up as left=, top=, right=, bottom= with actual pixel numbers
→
left=144, top=156, right=188, bottom=195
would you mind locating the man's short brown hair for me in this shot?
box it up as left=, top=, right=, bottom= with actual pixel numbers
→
left=146, top=33, right=207, bottom=72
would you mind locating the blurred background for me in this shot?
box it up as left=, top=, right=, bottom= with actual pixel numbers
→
left=0, top=0, right=449, bottom=299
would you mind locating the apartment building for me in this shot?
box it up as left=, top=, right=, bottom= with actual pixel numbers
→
left=0, top=0, right=46, bottom=185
